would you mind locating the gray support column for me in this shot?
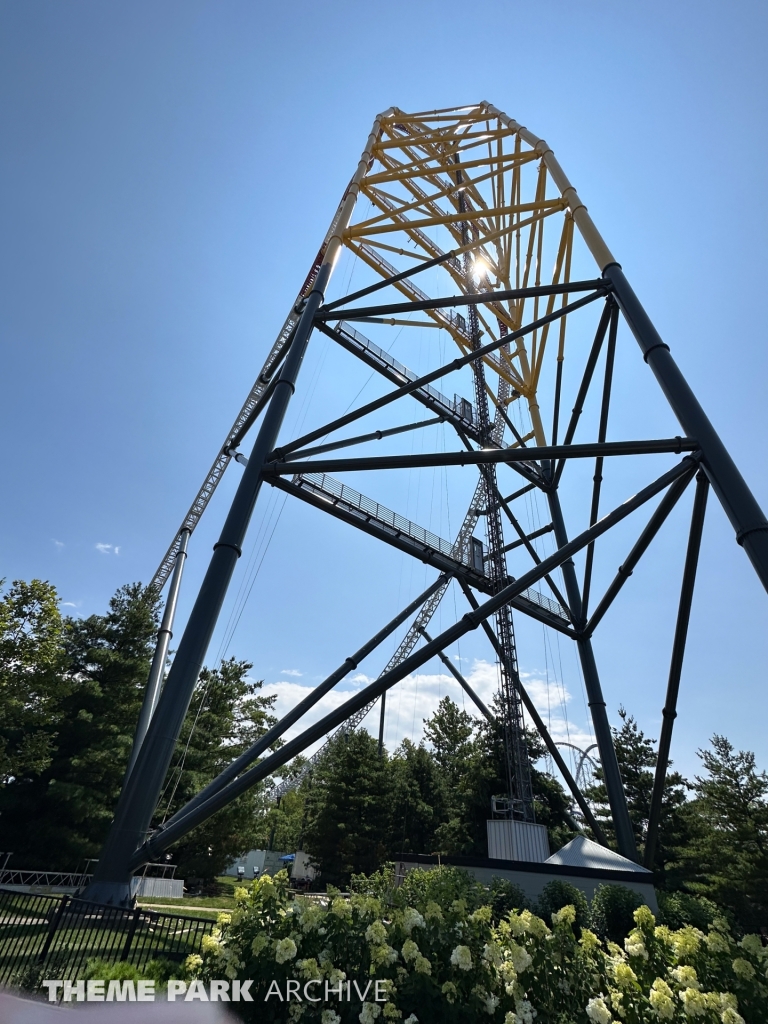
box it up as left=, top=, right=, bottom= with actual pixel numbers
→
left=604, top=264, right=768, bottom=591
left=546, top=486, right=638, bottom=861
left=84, top=264, right=332, bottom=905
left=644, top=472, right=709, bottom=869
left=126, top=529, right=190, bottom=780
left=419, top=626, right=494, bottom=723
left=377, top=693, right=386, bottom=756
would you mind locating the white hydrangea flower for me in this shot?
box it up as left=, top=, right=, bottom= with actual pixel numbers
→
left=706, top=931, right=730, bottom=953
left=321, top=1012, right=341, bottom=1024
left=509, top=942, right=532, bottom=974
left=552, top=905, right=576, bottom=927
left=360, top=1003, right=382, bottom=1024
left=402, top=907, right=425, bottom=934
left=514, top=999, right=537, bottom=1024
left=672, top=926, right=704, bottom=958
left=366, top=920, right=388, bottom=944
left=721, top=1009, right=745, bottom=1024
left=483, top=942, right=502, bottom=967
left=624, top=933, right=648, bottom=960
left=184, top=953, right=203, bottom=974
left=731, top=958, right=755, bottom=980
left=649, top=978, right=675, bottom=1020
left=404, top=1016, right=418, bottom=1024
left=671, top=965, right=699, bottom=990
left=201, top=932, right=222, bottom=954
left=401, top=939, right=420, bottom=963
left=484, top=993, right=499, bottom=1015
left=450, top=944, right=473, bottom=970
left=275, top=937, right=298, bottom=963
left=739, top=934, right=763, bottom=956
left=585, top=996, right=612, bottom=1024
left=679, top=987, right=707, bottom=1016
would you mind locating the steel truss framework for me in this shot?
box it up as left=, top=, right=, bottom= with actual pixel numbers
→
left=84, top=104, right=768, bottom=905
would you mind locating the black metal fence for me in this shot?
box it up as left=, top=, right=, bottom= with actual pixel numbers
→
left=0, top=888, right=215, bottom=988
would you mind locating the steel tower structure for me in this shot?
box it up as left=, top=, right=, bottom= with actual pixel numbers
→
left=84, top=104, right=768, bottom=905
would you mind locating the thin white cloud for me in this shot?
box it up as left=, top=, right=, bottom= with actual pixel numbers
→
left=260, top=658, right=597, bottom=785
left=52, top=539, right=64, bottom=549
left=280, top=669, right=303, bottom=677
left=349, top=673, right=372, bottom=685
left=62, top=601, right=79, bottom=608
left=95, top=543, right=119, bottom=555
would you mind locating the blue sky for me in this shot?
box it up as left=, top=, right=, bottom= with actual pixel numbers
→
left=2, top=0, right=767, bottom=784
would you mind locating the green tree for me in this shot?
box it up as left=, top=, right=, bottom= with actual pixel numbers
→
left=301, top=729, right=392, bottom=885
left=0, top=579, right=69, bottom=785
left=450, top=694, right=576, bottom=856
left=587, top=707, right=691, bottom=878
left=0, top=581, right=279, bottom=881
left=155, top=657, right=278, bottom=881
left=388, top=738, right=447, bottom=856
left=675, top=735, right=768, bottom=932
left=423, top=696, right=481, bottom=853
left=0, top=582, right=160, bottom=867
left=423, top=695, right=476, bottom=788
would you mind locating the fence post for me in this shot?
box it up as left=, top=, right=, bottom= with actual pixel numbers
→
left=120, top=907, right=142, bottom=962
left=37, top=894, right=69, bottom=965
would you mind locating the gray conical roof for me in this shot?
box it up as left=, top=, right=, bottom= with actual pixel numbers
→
left=545, top=835, right=651, bottom=873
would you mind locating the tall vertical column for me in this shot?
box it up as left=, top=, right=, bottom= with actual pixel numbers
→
left=125, top=528, right=190, bottom=780
left=546, top=486, right=638, bottom=860
left=84, top=111, right=392, bottom=905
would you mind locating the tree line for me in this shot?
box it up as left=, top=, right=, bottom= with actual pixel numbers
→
left=0, top=579, right=277, bottom=878
left=1, top=578, right=766, bottom=933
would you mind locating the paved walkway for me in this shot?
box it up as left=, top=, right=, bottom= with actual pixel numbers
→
left=138, top=902, right=221, bottom=913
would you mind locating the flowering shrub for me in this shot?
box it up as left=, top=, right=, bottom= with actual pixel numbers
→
left=189, top=870, right=768, bottom=1023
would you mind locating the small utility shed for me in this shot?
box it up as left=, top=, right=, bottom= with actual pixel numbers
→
left=395, top=836, right=657, bottom=912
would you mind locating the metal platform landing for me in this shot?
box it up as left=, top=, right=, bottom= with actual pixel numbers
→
left=273, top=470, right=571, bottom=632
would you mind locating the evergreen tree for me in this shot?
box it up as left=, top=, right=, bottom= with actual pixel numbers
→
left=0, top=580, right=279, bottom=879
left=675, top=736, right=768, bottom=932
left=388, top=738, right=447, bottom=856
left=423, top=696, right=479, bottom=853
left=155, top=657, right=278, bottom=880
left=0, top=582, right=160, bottom=867
left=301, top=730, right=392, bottom=885
left=0, top=579, right=69, bottom=785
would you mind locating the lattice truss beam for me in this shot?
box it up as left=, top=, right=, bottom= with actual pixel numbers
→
left=85, top=104, right=768, bottom=903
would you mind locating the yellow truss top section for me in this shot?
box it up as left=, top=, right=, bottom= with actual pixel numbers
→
left=335, top=103, right=615, bottom=444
